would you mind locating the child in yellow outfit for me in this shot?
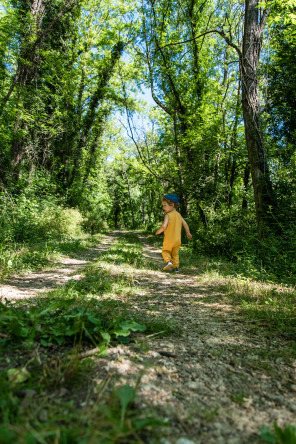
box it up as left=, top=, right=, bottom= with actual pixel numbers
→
left=155, top=194, right=192, bottom=272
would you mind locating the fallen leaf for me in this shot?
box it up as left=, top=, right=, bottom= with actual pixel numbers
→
left=7, top=367, right=30, bottom=384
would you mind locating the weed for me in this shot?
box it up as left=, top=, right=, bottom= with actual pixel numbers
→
left=0, top=297, right=146, bottom=348
left=259, top=422, right=296, bottom=443
left=230, top=393, right=247, bottom=405
left=192, top=404, right=220, bottom=423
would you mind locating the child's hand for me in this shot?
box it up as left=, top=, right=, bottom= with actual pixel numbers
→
left=187, top=233, right=193, bottom=239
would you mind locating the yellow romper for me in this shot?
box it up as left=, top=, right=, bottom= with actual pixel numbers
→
left=162, top=211, right=183, bottom=268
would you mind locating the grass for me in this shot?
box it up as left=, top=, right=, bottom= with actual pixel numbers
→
left=0, top=233, right=105, bottom=279
left=196, top=268, right=296, bottom=343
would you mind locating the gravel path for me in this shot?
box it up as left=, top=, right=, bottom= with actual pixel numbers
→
left=1, top=231, right=295, bottom=444
left=94, top=232, right=296, bottom=443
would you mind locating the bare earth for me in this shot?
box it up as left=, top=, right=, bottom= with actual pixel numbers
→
left=1, top=231, right=295, bottom=444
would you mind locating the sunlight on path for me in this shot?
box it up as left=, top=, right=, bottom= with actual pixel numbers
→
left=0, top=233, right=115, bottom=301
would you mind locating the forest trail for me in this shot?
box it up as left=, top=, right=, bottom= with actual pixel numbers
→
left=1, top=231, right=295, bottom=444
left=0, top=235, right=115, bottom=301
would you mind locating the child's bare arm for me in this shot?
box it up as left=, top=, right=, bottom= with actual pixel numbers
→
left=182, top=217, right=192, bottom=239
left=155, top=214, right=169, bottom=235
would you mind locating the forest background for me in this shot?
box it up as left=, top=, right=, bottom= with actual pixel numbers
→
left=0, top=0, right=295, bottom=285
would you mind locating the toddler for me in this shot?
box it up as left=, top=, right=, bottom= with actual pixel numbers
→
left=155, top=194, right=192, bottom=272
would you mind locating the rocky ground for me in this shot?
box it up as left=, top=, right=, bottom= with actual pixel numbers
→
left=1, top=231, right=295, bottom=444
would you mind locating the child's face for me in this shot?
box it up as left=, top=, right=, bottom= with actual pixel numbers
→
left=162, top=200, right=175, bottom=213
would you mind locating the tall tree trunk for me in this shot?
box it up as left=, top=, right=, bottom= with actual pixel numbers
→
left=242, top=163, right=250, bottom=210
left=241, top=0, right=275, bottom=234
left=227, top=78, right=241, bottom=207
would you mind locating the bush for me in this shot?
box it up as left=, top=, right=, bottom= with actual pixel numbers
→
left=0, top=192, right=84, bottom=243
left=82, top=211, right=109, bottom=234
left=38, top=207, right=84, bottom=239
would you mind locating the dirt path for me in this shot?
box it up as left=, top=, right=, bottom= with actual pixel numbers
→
left=1, top=231, right=295, bottom=444
left=0, top=234, right=115, bottom=301
left=134, top=237, right=296, bottom=443
left=93, top=232, right=296, bottom=444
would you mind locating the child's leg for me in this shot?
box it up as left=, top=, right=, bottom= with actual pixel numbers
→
left=162, top=249, right=172, bottom=264
left=171, top=245, right=180, bottom=268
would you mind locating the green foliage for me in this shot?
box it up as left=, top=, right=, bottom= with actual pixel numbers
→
left=0, top=374, right=165, bottom=444
left=0, top=191, right=83, bottom=244
left=259, top=422, right=296, bottom=444
left=0, top=297, right=146, bottom=348
left=0, top=188, right=89, bottom=277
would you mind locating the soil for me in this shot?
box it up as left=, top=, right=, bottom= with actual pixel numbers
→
left=1, top=231, right=295, bottom=444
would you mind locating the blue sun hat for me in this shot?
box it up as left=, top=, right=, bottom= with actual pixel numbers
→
left=163, top=194, right=180, bottom=203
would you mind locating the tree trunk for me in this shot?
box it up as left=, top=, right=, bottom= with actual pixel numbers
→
left=241, top=0, right=275, bottom=234
left=242, top=163, right=250, bottom=210
left=124, top=169, right=135, bottom=228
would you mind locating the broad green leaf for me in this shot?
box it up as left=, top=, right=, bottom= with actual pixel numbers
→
left=101, top=332, right=111, bottom=343
left=116, top=384, right=135, bottom=410
left=118, top=321, right=146, bottom=332
left=258, top=425, right=276, bottom=443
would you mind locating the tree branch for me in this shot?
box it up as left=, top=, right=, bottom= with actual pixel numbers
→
left=159, top=29, right=242, bottom=58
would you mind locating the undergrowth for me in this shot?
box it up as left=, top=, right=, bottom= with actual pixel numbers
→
left=0, top=190, right=107, bottom=279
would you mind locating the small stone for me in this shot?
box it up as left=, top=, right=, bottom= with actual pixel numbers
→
left=38, top=409, right=48, bottom=422
left=187, top=381, right=205, bottom=390
left=291, top=384, right=296, bottom=392
left=159, top=439, right=172, bottom=444
left=288, top=403, right=296, bottom=413
left=276, top=358, right=284, bottom=364
left=151, top=351, right=161, bottom=358
left=175, top=439, right=196, bottom=444
left=59, top=388, right=68, bottom=397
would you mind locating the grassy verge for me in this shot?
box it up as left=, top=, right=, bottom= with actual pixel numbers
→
left=0, top=233, right=105, bottom=280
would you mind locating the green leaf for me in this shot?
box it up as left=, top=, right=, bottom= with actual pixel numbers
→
left=112, top=328, right=130, bottom=337
left=100, top=332, right=111, bottom=343
left=133, top=417, right=167, bottom=430
left=119, top=321, right=146, bottom=332
left=116, top=384, right=135, bottom=410
left=7, top=367, right=30, bottom=384
left=116, top=384, right=135, bottom=429
left=259, top=425, right=276, bottom=443
left=87, top=312, right=101, bottom=325
left=274, top=422, right=296, bottom=444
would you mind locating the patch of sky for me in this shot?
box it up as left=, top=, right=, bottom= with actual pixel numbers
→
left=105, top=82, right=158, bottom=163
